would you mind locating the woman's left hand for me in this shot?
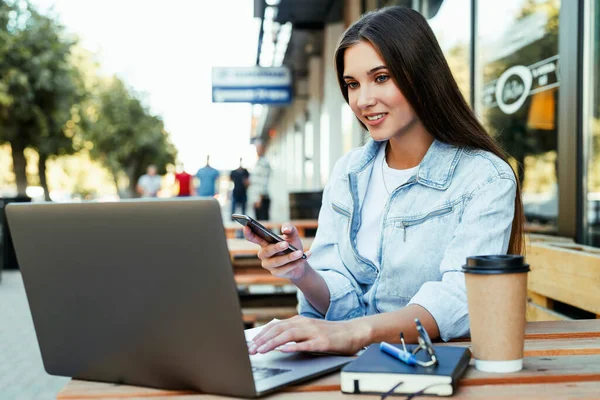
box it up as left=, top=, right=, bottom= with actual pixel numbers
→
left=248, top=315, right=370, bottom=356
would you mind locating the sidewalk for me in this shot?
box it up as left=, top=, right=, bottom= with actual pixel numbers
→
left=0, top=270, right=68, bottom=399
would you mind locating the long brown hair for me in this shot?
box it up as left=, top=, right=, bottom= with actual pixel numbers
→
left=334, top=6, right=524, bottom=255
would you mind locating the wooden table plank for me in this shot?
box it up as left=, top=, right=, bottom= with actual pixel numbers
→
left=58, top=380, right=600, bottom=399
left=281, top=382, right=600, bottom=399
left=442, top=337, right=600, bottom=357
left=57, top=355, right=600, bottom=398
left=524, top=319, right=600, bottom=339
left=282, top=355, right=600, bottom=392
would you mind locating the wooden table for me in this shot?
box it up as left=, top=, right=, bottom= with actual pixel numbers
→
left=225, top=220, right=319, bottom=239
left=57, top=320, right=600, bottom=399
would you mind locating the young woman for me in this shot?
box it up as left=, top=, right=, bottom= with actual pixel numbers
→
left=245, top=6, right=524, bottom=356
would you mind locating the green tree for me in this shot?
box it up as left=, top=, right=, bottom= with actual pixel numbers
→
left=0, top=0, right=84, bottom=197
left=85, top=77, right=176, bottom=197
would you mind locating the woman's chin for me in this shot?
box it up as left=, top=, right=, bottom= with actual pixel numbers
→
left=368, top=131, right=392, bottom=142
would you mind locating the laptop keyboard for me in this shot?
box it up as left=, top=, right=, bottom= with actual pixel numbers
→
left=252, top=366, right=291, bottom=381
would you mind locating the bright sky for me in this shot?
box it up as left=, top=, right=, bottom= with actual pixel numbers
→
left=31, top=0, right=260, bottom=173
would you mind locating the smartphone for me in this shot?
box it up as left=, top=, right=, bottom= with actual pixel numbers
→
left=231, top=214, right=306, bottom=259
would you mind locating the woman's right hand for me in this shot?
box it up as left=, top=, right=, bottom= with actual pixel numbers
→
left=243, top=224, right=311, bottom=281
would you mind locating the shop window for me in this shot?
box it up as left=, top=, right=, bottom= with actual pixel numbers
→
left=478, top=0, right=561, bottom=233
left=584, top=0, right=600, bottom=247
left=427, top=0, right=471, bottom=101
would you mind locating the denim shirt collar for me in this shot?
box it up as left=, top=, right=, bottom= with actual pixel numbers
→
left=348, top=138, right=462, bottom=191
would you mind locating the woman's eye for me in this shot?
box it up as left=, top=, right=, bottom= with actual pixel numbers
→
left=375, top=75, right=389, bottom=83
left=345, top=81, right=359, bottom=89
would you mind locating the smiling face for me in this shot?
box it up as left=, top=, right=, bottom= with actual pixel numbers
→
left=342, top=40, right=418, bottom=142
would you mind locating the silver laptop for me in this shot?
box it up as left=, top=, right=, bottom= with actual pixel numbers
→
left=6, top=198, right=352, bottom=398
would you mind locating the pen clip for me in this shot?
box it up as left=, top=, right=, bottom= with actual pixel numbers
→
left=399, top=332, right=408, bottom=352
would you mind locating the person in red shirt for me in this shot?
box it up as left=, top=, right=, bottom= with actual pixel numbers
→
left=174, top=163, right=194, bottom=197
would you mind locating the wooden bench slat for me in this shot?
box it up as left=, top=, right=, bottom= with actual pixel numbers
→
left=526, top=242, right=600, bottom=315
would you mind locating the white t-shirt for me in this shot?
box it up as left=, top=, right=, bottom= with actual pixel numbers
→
left=137, top=174, right=162, bottom=197
left=356, top=143, right=419, bottom=268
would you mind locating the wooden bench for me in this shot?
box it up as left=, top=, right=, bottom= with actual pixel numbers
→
left=241, top=306, right=298, bottom=326
left=525, top=238, right=600, bottom=321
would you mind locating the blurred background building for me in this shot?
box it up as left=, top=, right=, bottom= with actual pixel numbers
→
left=249, top=0, right=599, bottom=248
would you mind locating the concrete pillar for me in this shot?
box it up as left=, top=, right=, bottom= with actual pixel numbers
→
left=308, top=56, right=322, bottom=189
left=365, top=0, right=378, bottom=12
left=321, top=22, right=346, bottom=185
left=344, top=0, right=363, bottom=27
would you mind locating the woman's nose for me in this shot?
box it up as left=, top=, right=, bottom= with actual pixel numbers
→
left=357, top=88, right=376, bottom=109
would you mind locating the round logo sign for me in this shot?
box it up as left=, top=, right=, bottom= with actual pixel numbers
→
left=495, top=65, right=533, bottom=115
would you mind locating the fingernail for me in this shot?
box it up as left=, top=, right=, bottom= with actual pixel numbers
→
left=248, top=343, right=257, bottom=353
left=278, top=242, right=288, bottom=249
left=294, top=250, right=303, bottom=257
left=257, top=345, right=267, bottom=353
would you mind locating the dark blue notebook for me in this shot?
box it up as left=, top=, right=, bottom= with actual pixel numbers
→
left=341, top=344, right=471, bottom=396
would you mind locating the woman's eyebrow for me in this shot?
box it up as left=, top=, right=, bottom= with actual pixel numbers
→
left=343, top=65, right=388, bottom=80
left=367, top=65, right=387, bottom=75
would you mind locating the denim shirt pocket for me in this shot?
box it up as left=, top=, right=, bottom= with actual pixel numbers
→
left=331, top=201, right=352, bottom=218
left=391, top=204, right=456, bottom=243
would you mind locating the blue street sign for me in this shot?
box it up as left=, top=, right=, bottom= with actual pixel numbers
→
left=212, top=67, right=292, bottom=105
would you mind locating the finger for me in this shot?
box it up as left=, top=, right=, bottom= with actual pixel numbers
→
left=252, top=316, right=305, bottom=346
left=256, top=328, right=305, bottom=354
left=251, top=321, right=286, bottom=348
left=257, top=241, right=290, bottom=260
left=261, top=250, right=305, bottom=270
left=280, top=223, right=298, bottom=238
left=278, top=339, right=321, bottom=353
left=243, top=226, right=269, bottom=246
left=248, top=323, right=279, bottom=355
left=262, top=259, right=304, bottom=278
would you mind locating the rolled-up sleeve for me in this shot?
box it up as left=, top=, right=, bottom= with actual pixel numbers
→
left=297, top=160, right=366, bottom=320
left=408, top=175, right=517, bottom=341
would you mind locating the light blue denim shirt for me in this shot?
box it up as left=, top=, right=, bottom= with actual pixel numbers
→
left=298, top=139, right=516, bottom=341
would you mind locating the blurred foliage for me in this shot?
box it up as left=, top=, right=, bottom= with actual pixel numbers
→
left=0, top=0, right=176, bottom=198
left=445, top=43, right=469, bottom=103
left=84, top=76, right=176, bottom=197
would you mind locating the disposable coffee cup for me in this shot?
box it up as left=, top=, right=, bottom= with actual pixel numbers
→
left=463, top=255, right=530, bottom=373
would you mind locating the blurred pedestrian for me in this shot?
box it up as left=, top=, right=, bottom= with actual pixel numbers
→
left=230, top=157, right=250, bottom=218
left=249, top=140, right=271, bottom=220
left=136, top=165, right=162, bottom=198
left=174, top=163, right=194, bottom=197
left=195, top=155, right=220, bottom=197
